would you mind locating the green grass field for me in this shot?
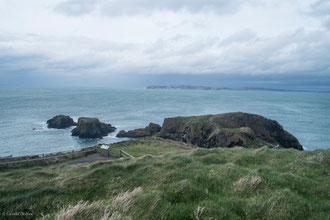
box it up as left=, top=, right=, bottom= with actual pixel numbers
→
left=0, top=137, right=329, bottom=219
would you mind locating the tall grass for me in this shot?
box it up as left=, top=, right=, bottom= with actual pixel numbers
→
left=0, top=138, right=329, bottom=219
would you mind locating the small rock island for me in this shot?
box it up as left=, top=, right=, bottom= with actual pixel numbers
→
left=71, top=117, right=116, bottom=139
left=47, top=115, right=77, bottom=129
left=116, top=123, right=161, bottom=138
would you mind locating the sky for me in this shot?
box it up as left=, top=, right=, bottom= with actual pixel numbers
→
left=0, top=0, right=330, bottom=89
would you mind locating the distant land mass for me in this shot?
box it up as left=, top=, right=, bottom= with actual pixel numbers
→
left=147, top=85, right=294, bottom=92
left=147, top=85, right=330, bottom=93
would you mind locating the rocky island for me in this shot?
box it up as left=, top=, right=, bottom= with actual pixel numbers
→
left=158, top=112, right=303, bottom=150
left=71, top=117, right=116, bottom=138
left=119, top=112, right=303, bottom=150
left=46, top=115, right=77, bottom=129
left=46, top=112, right=302, bottom=150
left=116, top=123, right=161, bottom=138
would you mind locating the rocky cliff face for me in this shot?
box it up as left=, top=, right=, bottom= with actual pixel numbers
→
left=71, top=117, right=116, bottom=139
left=47, top=115, right=76, bottom=129
left=116, top=123, right=161, bottom=138
left=159, top=112, right=303, bottom=150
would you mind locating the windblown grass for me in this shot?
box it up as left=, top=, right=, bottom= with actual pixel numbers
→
left=109, top=137, right=194, bottom=157
left=0, top=137, right=329, bottom=219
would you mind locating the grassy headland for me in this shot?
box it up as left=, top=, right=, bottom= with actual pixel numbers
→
left=0, top=137, right=329, bottom=219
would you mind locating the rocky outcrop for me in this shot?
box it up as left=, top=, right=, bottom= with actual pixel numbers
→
left=47, top=115, right=76, bottom=129
left=159, top=112, right=303, bottom=150
left=116, top=123, right=161, bottom=138
left=239, top=127, right=255, bottom=138
left=71, top=117, right=116, bottom=139
left=206, top=130, right=246, bottom=148
left=211, top=112, right=302, bottom=150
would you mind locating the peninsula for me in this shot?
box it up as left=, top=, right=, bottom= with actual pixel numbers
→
left=147, top=85, right=295, bottom=92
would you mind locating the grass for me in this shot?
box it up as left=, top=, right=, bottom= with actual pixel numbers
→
left=0, top=138, right=329, bottom=219
left=181, top=115, right=213, bottom=125
left=109, top=137, right=194, bottom=157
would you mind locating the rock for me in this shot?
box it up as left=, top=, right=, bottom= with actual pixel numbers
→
left=116, top=123, right=161, bottom=138
left=211, top=112, right=303, bottom=150
left=47, top=115, right=77, bottom=129
left=71, top=117, right=116, bottom=139
left=207, top=130, right=246, bottom=148
left=147, top=123, right=162, bottom=134
left=159, top=112, right=303, bottom=150
left=239, top=127, right=255, bottom=138
left=116, top=130, right=128, bottom=137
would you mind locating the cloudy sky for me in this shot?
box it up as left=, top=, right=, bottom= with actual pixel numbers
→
left=0, top=0, right=330, bottom=89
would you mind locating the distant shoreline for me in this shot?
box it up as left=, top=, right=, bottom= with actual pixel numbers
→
left=147, top=85, right=330, bottom=93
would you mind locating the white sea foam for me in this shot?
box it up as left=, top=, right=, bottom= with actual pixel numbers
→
left=104, top=133, right=117, bottom=139
left=72, top=116, right=79, bottom=123
left=104, top=127, right=121, bottom=139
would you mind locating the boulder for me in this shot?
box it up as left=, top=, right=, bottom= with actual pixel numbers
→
left=159, top=112, right=303, bottom=150
left=71, top=117, right=116, bottom=139
left=116, top=123, right=161, bottom=138
left=207, top=130, right=246, bottom=148
left=239, top=127, right=255, bottom=138
left=47, top=115, right=76, bottom=129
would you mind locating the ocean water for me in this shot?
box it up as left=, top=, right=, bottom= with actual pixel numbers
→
left=0, top=87, right=329, bottom=156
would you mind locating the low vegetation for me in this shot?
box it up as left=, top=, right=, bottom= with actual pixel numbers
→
left=109, top=137, right=194, bottom=157
left=0, top=137, right=329, bottom=219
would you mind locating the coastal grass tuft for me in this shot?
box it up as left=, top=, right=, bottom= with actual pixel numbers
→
left=0, top=138, right=329, bottom=219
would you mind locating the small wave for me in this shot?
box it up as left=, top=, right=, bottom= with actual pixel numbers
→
left=104, top=130, right=120, bottom=139
left=71, top=116, right=79, bottom=123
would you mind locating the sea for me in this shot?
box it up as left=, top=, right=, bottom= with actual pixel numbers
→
left=0, top=87, right=329, bottom=157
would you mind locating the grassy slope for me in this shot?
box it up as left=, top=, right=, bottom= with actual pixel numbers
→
left=109, top=137, right=194, bottom=157
left=0, top=137, right=329, bottom=220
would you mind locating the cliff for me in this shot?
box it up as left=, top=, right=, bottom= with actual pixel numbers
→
left=157, top=112, right=303, bottom=150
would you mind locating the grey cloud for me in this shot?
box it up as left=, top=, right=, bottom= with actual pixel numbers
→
left=54, top=0, right=246, bottom=16
left=142, top=29, right=330, bottom=75
left=219, top=29, right=257, bottom=46
left=1, top=29, right=330, bottom=86
left=325, top=19, right=330, bottom=28
left=101, top=0, right=242, bottom=16
left=0, top=33, right=145, bottom=80
left=0, top=44, right=107, bottom=79
left=309, top=0, right=330, bottom=16
left=54, top=0, right=98, bottom=16
left=307, top=0, right=330, bottom=29
left=225, top=30, right=330, bottom=74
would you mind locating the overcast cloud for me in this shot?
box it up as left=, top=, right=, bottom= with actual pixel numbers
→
left=56, top=0, right=246, bottom=16
left=0, top=0, right=329, bottom=88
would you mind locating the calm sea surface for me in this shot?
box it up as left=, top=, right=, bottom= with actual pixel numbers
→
left=0, top=87, right=329, bottom=156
